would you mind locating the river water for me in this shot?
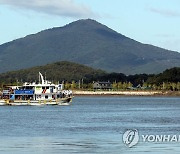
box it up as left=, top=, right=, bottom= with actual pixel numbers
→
left=0, top=96, right=180, bottom=153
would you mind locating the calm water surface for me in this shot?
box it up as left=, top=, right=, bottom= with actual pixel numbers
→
left=0, top=96, right=180, bottom=153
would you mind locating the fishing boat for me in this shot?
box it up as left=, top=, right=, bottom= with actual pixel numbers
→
left=0, top=72, right=73, bottom=106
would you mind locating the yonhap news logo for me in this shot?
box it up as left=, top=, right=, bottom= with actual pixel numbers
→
left=123, top=129, right=180, bottom=148
left=123, top=129, right=139, bottom=148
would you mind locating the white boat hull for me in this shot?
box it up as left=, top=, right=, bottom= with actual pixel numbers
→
left=0, top=97, right=73, bottom=106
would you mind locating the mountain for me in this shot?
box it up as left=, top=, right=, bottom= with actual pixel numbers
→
left=0, top=19, right=180, bottom=74
left=0, top=61, right=105, bottom=84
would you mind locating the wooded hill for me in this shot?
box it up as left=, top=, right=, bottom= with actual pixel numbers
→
left=0, top=61, right=105, bottom=84
left=0, top=61, right=179, bottom=90
left=147, top=67, right=180, bottom=84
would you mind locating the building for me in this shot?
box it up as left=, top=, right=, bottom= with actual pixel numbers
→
left=93, top=81, right=112, bottom=90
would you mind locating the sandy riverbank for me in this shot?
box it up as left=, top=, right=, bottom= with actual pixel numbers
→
left=73, top=90, right=180, bottom=96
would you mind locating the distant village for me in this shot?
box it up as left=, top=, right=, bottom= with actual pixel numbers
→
left=64, top=81, right=180, bottom=91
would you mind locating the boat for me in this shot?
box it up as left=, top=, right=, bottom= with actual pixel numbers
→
left=0, top=72, right=73, bottom=106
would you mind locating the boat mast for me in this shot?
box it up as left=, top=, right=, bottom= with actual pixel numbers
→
left=39, top=72, right=45, bottom=84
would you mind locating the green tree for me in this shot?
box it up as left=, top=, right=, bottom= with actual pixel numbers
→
left=152, top=84, right=158, bottom=90
left=143, top=82, right=148, bottom=88
left=171, top=83, right=177, bottom=91
left=177, top=82, right=180, bottom=91
left=87, top=83, right=93, bottom=90
left=112, top=82, right=118, bottom=90
left=64, top=82, right=71, bottom=89
left=162, top=82, right=168, bottom=90
left=122, top=82, right=128, bottom=90
left=128, top=82, right=133, bottom=88
left=117, top=82, right=123, bottom=90
left=71, top=81, right=77, bottom=90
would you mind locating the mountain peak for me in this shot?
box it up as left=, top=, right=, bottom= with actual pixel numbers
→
left=60, top=18, right=127, bottom=40
left=0, top=19, right=180, bottom=74
left=64, top=18, right=106, bottom=30
left=75, top=18, right=99, bottom=23
left=69, top=19, right=101, bottom=25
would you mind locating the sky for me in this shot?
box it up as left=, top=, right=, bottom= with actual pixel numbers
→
left=0, top=0, right=180, bottom=52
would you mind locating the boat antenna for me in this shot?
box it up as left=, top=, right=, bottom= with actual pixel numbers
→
left=45, top=72, right=46, bottom=81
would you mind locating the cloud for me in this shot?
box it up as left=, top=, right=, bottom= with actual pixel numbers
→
left=150, top=8, right=180, bottom=17
left=0, top=0, right=97, bottom=18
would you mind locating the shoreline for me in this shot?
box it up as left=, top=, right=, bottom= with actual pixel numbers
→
left=73, top=90, right=180, bottom=97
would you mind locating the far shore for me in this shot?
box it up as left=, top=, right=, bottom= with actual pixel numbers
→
left=73, top=90, right=180, bottom=97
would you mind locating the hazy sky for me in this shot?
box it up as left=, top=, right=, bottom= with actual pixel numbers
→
left=0, top=0, right=180, bottom=52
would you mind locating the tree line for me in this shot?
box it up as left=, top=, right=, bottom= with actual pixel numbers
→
left=63, top=67, right=180, bottom=91
left=0, top=61, right=179, bottom=91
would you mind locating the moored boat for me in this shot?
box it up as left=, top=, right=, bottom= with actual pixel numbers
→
left=0, top=72, right=73, bottom=106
